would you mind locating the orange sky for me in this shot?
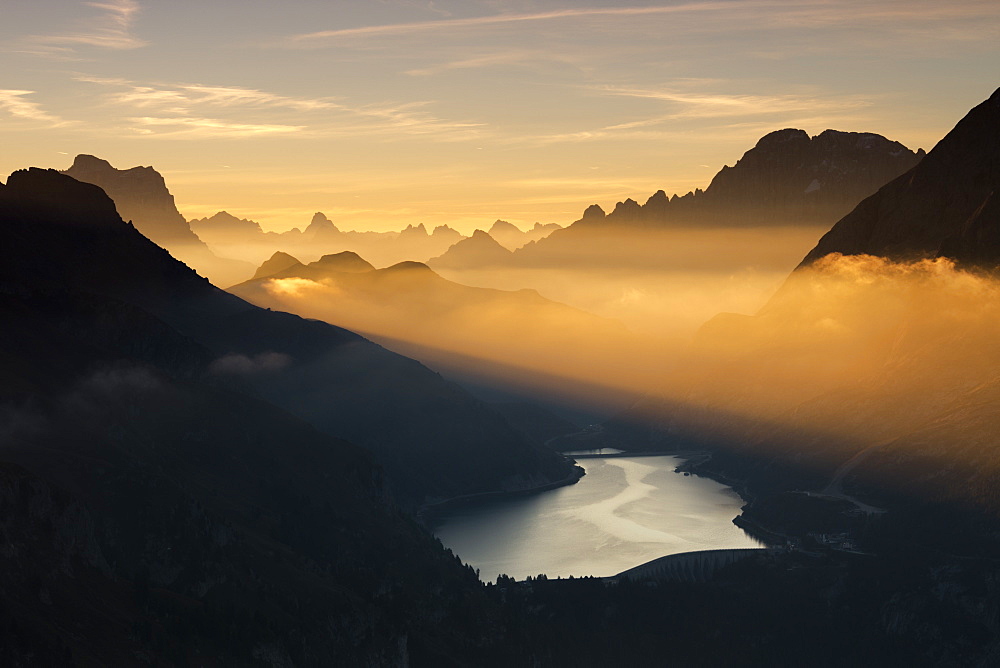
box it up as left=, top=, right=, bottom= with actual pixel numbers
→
left=1, top=1, right=998, bottom=233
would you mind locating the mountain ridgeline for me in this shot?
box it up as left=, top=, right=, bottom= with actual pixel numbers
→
left=613, top=88, right=1000, bottom=528
left=473, top=129, right=923, bottom=270
left=61, top=155, right=253, bottom=286
left=189, top=209, right=563, bottom=272
left=0, top=170, right=540, bottom=663
left=575, top=129, right=923, bottom=230
left=0, top=168, right=576, bottom=509
left=232, top=249, right=660, bottom=413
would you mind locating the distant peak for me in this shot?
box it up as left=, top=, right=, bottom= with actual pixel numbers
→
left=68, top=154, right=114, bottom=172
left=489, top=219, right=520, bottom=232
left=383, top=260, right=434, bottom=275
left=755, top=128, right=809, bottom=148
left=209, top=210, right=241, bottom=222
left=582, top=204, right=605, bottom=220
left=267, top=250, right=300, bottom=263
left=313, top=251, right=375, bottom=273
left=305, top=211, right=338, bottom=234
left=612, top=198, right=642, bottom=216
left=645, top=190, right=668, bottom=204
left=252, top=251, right=303, bottom=280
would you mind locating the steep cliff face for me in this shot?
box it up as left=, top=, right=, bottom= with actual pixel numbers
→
left=61, top=155, right=253, bottom=285
left=801, top=88, right=1000, bottom=267
left=63, top=155, right=200, bottom=246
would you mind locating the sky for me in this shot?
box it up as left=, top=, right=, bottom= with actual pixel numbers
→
left=1, top=0, right=998, bottom=233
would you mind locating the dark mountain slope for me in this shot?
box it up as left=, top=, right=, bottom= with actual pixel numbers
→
left=801, top=88, right=1000, bottom=266
left=0, top=168, right=575, bottom=507
left=0, top=281, right=507, bottom=664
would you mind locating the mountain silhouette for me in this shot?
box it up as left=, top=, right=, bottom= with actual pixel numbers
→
left=0, top=167, right=576, bottom=507
left=233, top=250, right=660, bottom=412
left=192, top=208, right=471, bottom=268
left=583, top=129, right=922, bottom=229
left=0, top=169, right=550, bottom=663
left=501, top=129, right=922, bottom=271
left=251, top=250, right=303, bottom=279
left=488, top=219, right=562, bottom=250
left=800, top=88, right=1000, bottom=267
left=62, top=155, right=253, bottom=286
left=614, top=88, right=1000, bottom=533
left=428, top=229, right=514, bottom=269
left=312, top=250, right=377, bottom=273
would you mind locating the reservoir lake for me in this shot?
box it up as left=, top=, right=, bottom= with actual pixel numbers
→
left=432, top=455, right=761, bottom=582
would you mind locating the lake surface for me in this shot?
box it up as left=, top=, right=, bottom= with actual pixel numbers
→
left=432, top=456, right=761, bottom=582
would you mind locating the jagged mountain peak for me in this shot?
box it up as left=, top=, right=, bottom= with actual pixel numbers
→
left=611, top=198, right=642, bottom=217
left=470, top=228, right=497, bottom=241
left=400, top=222, right=429, bottom=237
left=191, top=210, right=265, bottom=235
left=554, top=126, right=922, bottom=230
left=308, top=211, right=335, bottom=228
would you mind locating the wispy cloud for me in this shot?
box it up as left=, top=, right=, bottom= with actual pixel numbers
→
left=76, top=75, right=485, bottom=140
left=514, top=82, right=877, bottom=146
left=284, top=1, right=1000, bottom=46
left=286, top=3, right=774, bottom=43
left=14, top=0, right=146, bottom=59
left=126, top=116, right=305, bottom=139
left=404, top=49, right=583, bottom=76
left=598, top=87, right=872, bottom=124
left=0, top=90, right=70, bottom=126
left=76, top=76, right=342, bottom=113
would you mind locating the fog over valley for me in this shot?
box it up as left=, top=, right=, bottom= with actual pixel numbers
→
left=2, top=1, right=1000, bottom=665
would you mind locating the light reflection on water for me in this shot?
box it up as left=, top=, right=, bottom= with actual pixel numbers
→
left=432, top=456, right=761, bottom=582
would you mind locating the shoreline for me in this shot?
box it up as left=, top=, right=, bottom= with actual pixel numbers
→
left=417, top=464, right=586, bottom=527
left=419, top=450, right=709, bottom=526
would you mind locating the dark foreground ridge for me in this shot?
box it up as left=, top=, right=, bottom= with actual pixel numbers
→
left=800, top=87, right=1000, bottom=267
left=0, top=167, right=576, bottom=510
